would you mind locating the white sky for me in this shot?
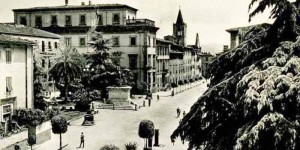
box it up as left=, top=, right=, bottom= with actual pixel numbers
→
left=0, top=0, right=278, bottom=53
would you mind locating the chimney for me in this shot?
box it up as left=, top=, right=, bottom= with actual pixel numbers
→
left=65, top=0, right=68, bottom=6
left=81, top=2, right=85, bottom=5
left=223, top=45, right=229, bottom=52
left=89, top=0, right=92, bottom=5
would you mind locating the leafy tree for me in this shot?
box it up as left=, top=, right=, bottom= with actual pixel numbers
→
left=171, top=82, right=178, bottom=93
left=15, top=109, right=44, bottom=127
left=111, top=51, right=125, bottom=66
left=171, top=1, right=300, bottom=150
left=33, top=55, right=47, bottom=110
left=72, top=89, right=92, bottom=111
left=138, top=120, right=154, bottom=149
left=178, top=80, right=183, bottom=92
left=87, top=32, right=135, bottom=98
left=49, top=45, right=85, bottom=102
left=51, top=115, right=68, bottom=150
left=87, top=31, right=110, bottom=69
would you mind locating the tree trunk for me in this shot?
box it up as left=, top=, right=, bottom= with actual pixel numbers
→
left=31, top=145, right=33, bottom=150
left=64, top=61, right=68, bottom=102
left=60, top=133, right=62, bottom=150
left=146, top=138, right=148, bottom=149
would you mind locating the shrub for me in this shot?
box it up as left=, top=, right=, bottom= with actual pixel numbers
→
left=171, top=83, right=178, bottom=88
left=125, top=142, right=138, bottom=150
left=178, top=80, right=183, bottom=85
left=15, top=109, right=44, bottom=127
left=100, top=144, right=120, bottom=150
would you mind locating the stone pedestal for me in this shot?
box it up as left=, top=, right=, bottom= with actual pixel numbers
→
left=107, top=86, right=132, bottom=106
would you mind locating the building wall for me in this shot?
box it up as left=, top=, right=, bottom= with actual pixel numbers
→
left=200, top=54, right=214, bottom=77
left=169, top=58, right=183, bottom=83
left=156, top=42, right=170, bottom=91
left=0, top=44, right=33, bottom=122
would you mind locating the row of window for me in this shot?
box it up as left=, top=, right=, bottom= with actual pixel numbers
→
left=41, top=41, right=58, bottom=52
left=41, top=59, right=52, bottom=68
left=0, top=49, right=12, bottom=64
left=112, top=36, right=137, bottom=46
left=69, top=36, right=156, bottom=48
left=20, top=13, right=121, bottom=27
left=157, top=46, right=169, bottom=56
left=64, top=37, right=86, bottom=47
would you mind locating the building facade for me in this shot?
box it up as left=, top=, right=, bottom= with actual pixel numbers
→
left=13, top=3, right=137, bottom=54
left=0, top=34, right=34, bottom=132
left=198, top=52, right=214, bottom=78
left=0, top=23, right=62, bottom=99
left=156, top=39, right=171, bottom=91
left=13, top=2, right=159, bottom=92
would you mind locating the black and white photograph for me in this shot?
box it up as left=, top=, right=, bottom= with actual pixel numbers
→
left=0, top=0, right=299, bottom=149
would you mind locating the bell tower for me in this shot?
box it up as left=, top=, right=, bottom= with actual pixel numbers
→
left=173, top=8, right=187, bottom=46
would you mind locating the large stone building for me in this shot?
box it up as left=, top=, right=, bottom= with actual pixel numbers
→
left=0, top=34, right=34, bottom=132
left=13, top=1, right=158, bottom=92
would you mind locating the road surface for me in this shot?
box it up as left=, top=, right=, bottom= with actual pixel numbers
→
left=36, top=81, right=208, bottom=150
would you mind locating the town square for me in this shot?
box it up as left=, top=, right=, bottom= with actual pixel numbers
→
left=1, top=0, right=300, bottom=150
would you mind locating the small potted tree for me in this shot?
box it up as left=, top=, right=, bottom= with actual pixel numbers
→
left=138, top=120, right=154, bottom=150
left=171, top=83, right=177, bottom=95
left=178, top=80, right=183, bottom=93
left=51, top=115, right=68, bottom=150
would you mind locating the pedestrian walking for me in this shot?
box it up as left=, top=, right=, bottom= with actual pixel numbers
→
left=171, top=90, right=174, bottom=96
left=79, top=132, right=84, bottom=148
left=177, top=107, right=181, bottom=118
left=157, top=94, right=160, bottom=101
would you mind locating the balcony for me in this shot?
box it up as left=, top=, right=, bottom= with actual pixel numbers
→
left=126, top=19, right=155, bottom=27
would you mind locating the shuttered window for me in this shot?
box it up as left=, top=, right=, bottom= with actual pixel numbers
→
left=6, top=77, right=12, bottom=92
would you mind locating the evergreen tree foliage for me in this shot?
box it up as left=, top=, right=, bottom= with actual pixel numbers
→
left=33, top=55, right=47, bottom=110
left=85, top=32, right=134, bottom=98
left=171, top=1, right=300, bottom=149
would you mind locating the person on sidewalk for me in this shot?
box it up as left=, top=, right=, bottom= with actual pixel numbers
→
left=177, top=107, right=181, bottom=118
left=79, top=132, right=85, bottom=148
left=157, top=94, right=160, bottom=101
left=171, top=90, right=174, bottom=96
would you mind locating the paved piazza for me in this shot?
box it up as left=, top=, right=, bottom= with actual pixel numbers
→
left=36, top=81, right=208, bottom=150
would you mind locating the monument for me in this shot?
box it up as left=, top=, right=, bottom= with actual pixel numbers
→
left=107, top=86, right=132, bottom=106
